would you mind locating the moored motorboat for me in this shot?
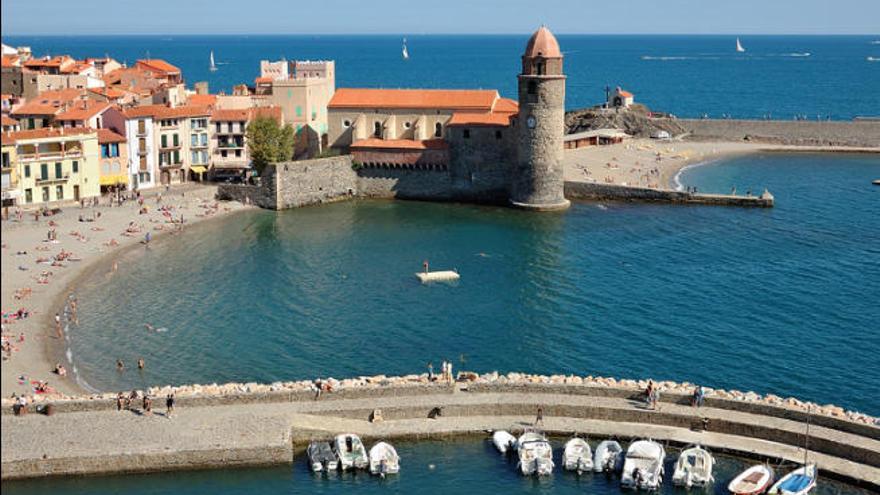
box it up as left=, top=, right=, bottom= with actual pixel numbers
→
left=621, top=440, right=665, bottom=490
left=593, top=440, right=623, bottom=473
left=729, top=464, right=775, bottom=495
left=307, top=440, right=337, bottom=472
left=517, top=431, right=554, bottom=476
left=672, top=445, right=714, bottom=488
left=492, top=430, right=517, bottom=454
left=368, top=441, right=400, bottom=476
left=563, top=437, right=593, bottom=473
left=768, top=464, right=817, bottom=495
left=333, top=433, right=369, bottom=471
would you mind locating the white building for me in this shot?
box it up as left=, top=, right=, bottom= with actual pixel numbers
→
left=608, top=86, right=635, bottom=109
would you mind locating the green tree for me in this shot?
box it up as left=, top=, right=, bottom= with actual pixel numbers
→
left=246, top=117, right=295, bottom=174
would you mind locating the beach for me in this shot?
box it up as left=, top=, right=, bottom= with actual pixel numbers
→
left=1, top=185, right=251, bottom=398
left=562, top=138, right=880, bottom=191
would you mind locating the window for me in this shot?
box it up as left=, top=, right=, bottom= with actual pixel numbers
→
left=112, top=144, right=119, bottom=157
left=40, top=163, right=48, bottom=180
left=138, top=119, right=146, bottom=134
left=173, top=134, right=179, bottom=147
left=235, top=150, right=242, bottom=158
left=56, top=185, right=63, bottom=200
left=296, top=106, right=302, bottom=117
left=216, top=123, right=222, bottom=133
left=72, top=161, right=79, bottom=173
left=434, top=122, right=442, bottom=138
left=161, top=135, right=168, bottom=148
left=201, top=134, right=208, bottom=146
left=102, top=162, right=110, bottom=174
left=221, top=150, right=227, bottom=158
left=191, top=134, right=198, bottom=146
left=25, top=188, right=32, bottom=203
left=191, top=151, right=198, bottom=163
left=528, top=81, right=537, bottom=95
left=24, top=165, right=31, bottom=178
left=112, top=161, right=120, bottom=173
left=343, top=120, right=351, bottom=128
left=311, top=111, right=317, bottom=121
left=495, top=130, right=503, bottom=140
left=227, top=123, right=234, bottom=133
left=101, top=144, right=109, bottom=158
left=536, top=62, right=545, bottom=75
left=463, top=129, right=470, bottom=139
left=374, top=122, right=382, bottom=137
left=28, top=118, right=35, bottom=129
left=42, top=187, right=49, bottom=202
left=173, top=150, right=180, bottom=164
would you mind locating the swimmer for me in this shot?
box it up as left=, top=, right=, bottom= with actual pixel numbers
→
left=137, top=357, right=145, bottom=370
left=116, top=359, right=125, bottom=372
left=144, top=323, right=154, bottom=332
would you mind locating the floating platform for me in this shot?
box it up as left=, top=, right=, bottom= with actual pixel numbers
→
left=416, top=270, right=460, bottom=283
left=873, top=179, right=880, bottom=186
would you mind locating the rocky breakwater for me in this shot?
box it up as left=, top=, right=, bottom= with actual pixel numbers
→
left=3, top=372, right=876, bottom=427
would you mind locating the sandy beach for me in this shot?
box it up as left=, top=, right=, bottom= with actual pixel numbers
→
left=563, top=138, right=880, bottom=191
left=1, top=185, right=251, bottom=399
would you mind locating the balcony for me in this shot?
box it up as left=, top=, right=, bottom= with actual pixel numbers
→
left=35, top=175, right=70, bottom=185
left=159, top=162, right=182, bottom=169
left=17, top=150, right=83, bottom=162
left=216, top=141, right=244, bottom=149
left=159, top=143, right=181, bottom=151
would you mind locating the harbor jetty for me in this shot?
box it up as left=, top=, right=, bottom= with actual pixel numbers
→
left=3, top=372, right=877, bottom=488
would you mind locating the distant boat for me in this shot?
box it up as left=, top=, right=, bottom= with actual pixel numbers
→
left=402, top=38, right=409, bottom=60
left=868, top=57, right=880, bottom=62
left=209, top=50, right=218, bottom=72
left=736, top=37, right=746, bottom=53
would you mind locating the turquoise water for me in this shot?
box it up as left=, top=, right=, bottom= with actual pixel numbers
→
left=5, top=35, right=880, bottom=119
left=2, top=439, right=872, bottom=495
left=66, top=153, right=880, bottom=415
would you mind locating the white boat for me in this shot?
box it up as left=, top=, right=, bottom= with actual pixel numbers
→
left=517, top=431, right=554, bottom=476
left=492, top=430, right=517, bottom=454
left=729, top=464, right=775, bottom=495
left=593, top=440, right=624, bottom=473
left=368, top=441, right=400, bottom=476
left=563, top=437, right=594, bottom=473
left=307, top=440, right=338, bottom=472
left=333, top=433, right=368, bottom=471
left=402, top=38, right=409, bottom=60
left=868, top=57, right=879, bottom=62
left=672, top=445, right=714, bottom=488
left=620, top=440, right=665, bottom=490
left=209, top=50, right=217, bottom=72
left=736, top=37, right=746, bottom=53
left=768, top=464, right=817, bottom=495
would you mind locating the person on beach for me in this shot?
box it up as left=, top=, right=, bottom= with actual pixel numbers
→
left=427, top=362, right=434, bottom=381
left=166, top=393, right=175, bottom=418
left=70, top=298, right=78, bottom=325
left=116, top=359, right=125, bottom=372
left=54, top=313, right=62, bottom=338
left=143, top=394, right=152, bottom=416
left=535, top=406, right=544, bottom=427
left=137, top=357, right=145, bottom=370
left=117, top=392, right=124, bottom=411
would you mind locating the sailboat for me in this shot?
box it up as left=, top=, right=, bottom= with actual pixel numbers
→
left=736, top=37, right=746, bottom=53
left=209, top=50, right=218, bottom=72
left=769, top=406, right=818, bottom=495
left=402, top=38, right=409, bottom=60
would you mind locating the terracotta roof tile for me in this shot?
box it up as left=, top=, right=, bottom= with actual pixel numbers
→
left=136, top=59, right=181, bottom=74
left=254, top=76, right=273, bottom=84
left=11, top=102, right=64, bottom=116
left=1, top=55, right=20, bottom=67
left=447, top=112, right=514, bottom=127
left=188, top=94, right=217, bottom=106
left=97, top=128, right=127, bottom=144
left=492, top=98, right=519, bottom=114
left=1, top=115, right=19, bottom=126
left=55, top=100, right=111, bottom=121
left=329, top=88, right=499, bottom=111
left=617, top=89, right=634, bottom=98
left=350, top=138, right=448, bottom=150
left=210, top=108, right=249, bottom=121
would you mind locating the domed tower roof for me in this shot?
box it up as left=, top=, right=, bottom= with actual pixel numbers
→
left=524, top=26, right=562, bottom=58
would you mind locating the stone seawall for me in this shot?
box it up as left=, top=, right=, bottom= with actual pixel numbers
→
left=564, top=181, right=774, bottom=207
left=679, top=119, right=880, bottom=148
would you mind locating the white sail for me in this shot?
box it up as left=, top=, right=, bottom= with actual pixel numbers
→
left=736, top=37, right=746, bottom=53
left=402, top=38, right=409, bottom=60
left=209, top=50, right=217, bottom=71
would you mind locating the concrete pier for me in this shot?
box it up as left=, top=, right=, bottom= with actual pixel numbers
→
left=2, top=381, right=877, bottom=488
left=564, top=181, right=774, bottom=207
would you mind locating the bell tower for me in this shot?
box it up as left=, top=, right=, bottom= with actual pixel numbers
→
left=511, top=26, right=569, bottom=211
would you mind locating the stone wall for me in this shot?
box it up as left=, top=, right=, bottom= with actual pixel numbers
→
left=355, top=167, right=455, bottom=201
left=447, top=125, right=515, bottom=202
left=679, top=119, right=880, bottom=148
left=273, top=156, right=358, bottom=209
left=215, top=184, right=275, bottom=209
left=564, top=181, right=774, bottom=207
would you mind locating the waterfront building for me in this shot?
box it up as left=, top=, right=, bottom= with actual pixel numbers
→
left=325, top=26, right=566, bottom=208
left=87, top=86, right=138, bottom=106
left=1, top=115, right=20, bottom=133
left=9, top=88, right=85, bottom=129
left=54, top=99, right=114, bottom=129
left=22, top=72, right=106, bottom=100
left=96, top=128, right=129, bottom=193
left=1, top=127, right=101, bottom=206
left=22, top=55, right=76, bottom=75
left=116, top=107, right=157, bottom=190
left=210, top=106, right=283, bottom=180
left=262, top=59, right=335, bottom=156
left=1, top=137, right=17, bottom=206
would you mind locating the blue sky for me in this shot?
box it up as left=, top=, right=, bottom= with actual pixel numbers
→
left=3, top=0, right=879, bottom=36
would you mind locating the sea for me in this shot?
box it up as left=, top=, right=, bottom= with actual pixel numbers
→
left=4, top=34, right=880, bottom=119
left=3, top=35, right=879, bottom=493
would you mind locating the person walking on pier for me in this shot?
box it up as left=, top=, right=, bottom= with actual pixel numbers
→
left=535, top=406, right=544, bottom=427
left=427, top=362, right=434, bottom=381
left=692, top=385, right=705, bottom=408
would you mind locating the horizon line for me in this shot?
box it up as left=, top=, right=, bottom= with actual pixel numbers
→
left=3, top=32, right=879, bottom=37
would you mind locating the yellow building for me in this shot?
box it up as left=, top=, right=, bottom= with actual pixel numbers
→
left=2, top=127, right=100, bottom=206
left=97, top=128, right=129, bottom=192
left=1, top=139, right=17, bottom=207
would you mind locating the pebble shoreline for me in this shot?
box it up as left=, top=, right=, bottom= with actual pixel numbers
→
left=5, top=371, right=876, bottom=426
